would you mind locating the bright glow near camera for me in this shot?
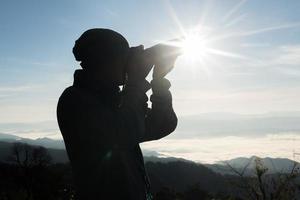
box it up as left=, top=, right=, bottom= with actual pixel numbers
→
left=173, top=28, right=246, bottom=62
left=181, top=33, right=209, bottom=60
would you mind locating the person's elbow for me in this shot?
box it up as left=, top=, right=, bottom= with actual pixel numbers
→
left=158, top=111, right=177, bottom=138
left=143, top=110, right=178, bottom=142
left=165, top=111, right=178, bottom=134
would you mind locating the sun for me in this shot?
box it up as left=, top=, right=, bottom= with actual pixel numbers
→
left=159, top=0, right=300, bottom=72
left=159, top=29, right=212, bottom=62
left=165, top=27, right=246, bottom=63
left=181, top=31, right=209, bottom=60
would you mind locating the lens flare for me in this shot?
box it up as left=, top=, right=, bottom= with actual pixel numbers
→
left=181, top=31, right=209, bottom=60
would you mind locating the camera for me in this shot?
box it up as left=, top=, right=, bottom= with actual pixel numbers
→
left=144, top=41, right=182, bottom=66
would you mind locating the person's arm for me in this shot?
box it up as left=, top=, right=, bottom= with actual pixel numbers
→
left=141, top=78, right=177, bottom=142
left=139, top=42, right=180, bottom=142
left=112, top=79, right=151, bottom=146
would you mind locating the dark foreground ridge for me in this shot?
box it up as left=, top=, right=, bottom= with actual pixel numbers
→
left=0, top=141, right=299, bottom=199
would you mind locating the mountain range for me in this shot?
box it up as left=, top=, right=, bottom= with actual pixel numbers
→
left=207, top=156, right=298, bottom=175
left=0, top=132, right=65, bottom=149
left=0, top=132, right=298, bottom=175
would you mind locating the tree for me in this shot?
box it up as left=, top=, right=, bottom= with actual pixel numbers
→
left=5, top=143, right=53, bottom=200
left=8, top=142, right=52, bottom=168
left=225, top=157, right=300, bottom=200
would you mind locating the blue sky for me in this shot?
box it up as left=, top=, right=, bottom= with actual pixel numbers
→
left=1, top=0, right=300, bottom=162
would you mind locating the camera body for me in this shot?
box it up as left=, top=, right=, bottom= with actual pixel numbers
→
left=123, top=41, right=182, bottom=84
left=143, top=42, right=182, bottom=66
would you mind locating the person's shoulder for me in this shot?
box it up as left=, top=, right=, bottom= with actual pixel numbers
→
left=58, top=86, right=83, bottom=104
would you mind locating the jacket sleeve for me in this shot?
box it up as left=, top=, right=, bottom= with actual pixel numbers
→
left=112, top=80, right=151, bottom=147
left=141, top=78, right=178, bottom=142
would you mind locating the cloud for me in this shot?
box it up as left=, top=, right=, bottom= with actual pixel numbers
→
left=209, top=22, right=300, bottom=43
left=224, top=13, right=248, bottom=28
left=272, top=45, right=300, bottom=66
left=170, top=111, right=300, bottom=139
left=222, top=0, right=248, bottom=24
left=141, top=133, right=300, bottom=163
left=0, top=85, right=41, bottom=93
left=246, top=45, right=300, bottom=68
left=238, top=22, right=300, bottom=37
left=0, top=57, right=58, bottom=68
left=104, top=8, right=119, bottom=17
left=172, top=86, right=300, bottom=115
left=0, top=104, right=56, bottom=123
left=0, top=120, right=61, bottom=139
left=169, top=43, right=300, bottom=115
left=241, top=43, right=270, bottom=47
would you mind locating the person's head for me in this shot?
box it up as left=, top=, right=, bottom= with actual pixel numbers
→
left=73, top=28, right=130, bottom=85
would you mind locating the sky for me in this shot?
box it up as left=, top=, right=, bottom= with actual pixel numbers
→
left=1, top=0, right=300, bottom=163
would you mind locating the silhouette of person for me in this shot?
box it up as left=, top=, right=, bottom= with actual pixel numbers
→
left=57, top=28, right=179, bottom=200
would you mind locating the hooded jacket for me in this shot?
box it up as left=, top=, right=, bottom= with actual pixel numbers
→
left=57, top=69, right=177, bottom=200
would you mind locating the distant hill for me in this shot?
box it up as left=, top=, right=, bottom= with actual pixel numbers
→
left=0, top=140, right=189, bottom=164
left=0, top=140, right=231, bottom=195
left=144, top=156, right=192, bottom=163
left=1, top=139, right=300, bottom=198
left=0, top=133, right=65, bottom=149
left=146, top=161, right=229, bottom=194
left=0, top=133, right=182, bottom=162
left=207, top=156, right=299, bottom=175
left=174, top=111, right=300, bottom=138
left=0, top=133, right=20, bottom=140
left=1, top=133, right=299, bottom=176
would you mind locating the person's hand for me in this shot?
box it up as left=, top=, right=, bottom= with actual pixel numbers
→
left=153, top=52, right=179, bottom=79
left=146, top=41, right=182, bottom=79
left=125, top=45, right=153, bottom=84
